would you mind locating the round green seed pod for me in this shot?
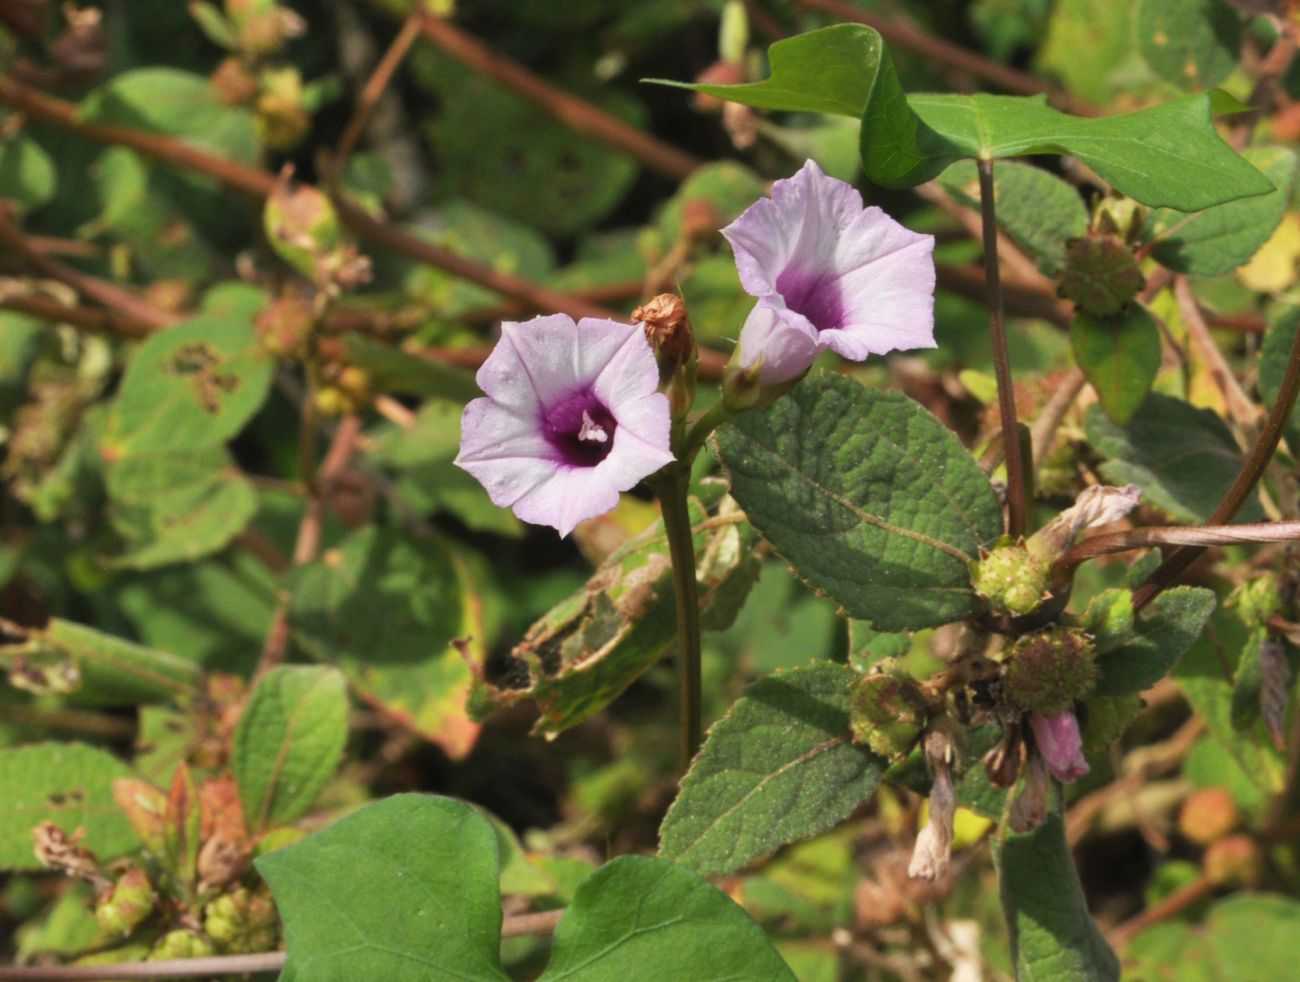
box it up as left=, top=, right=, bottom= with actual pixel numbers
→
left=849, top=666, right=929, bottom=760
left=1005, top=628, right=1098, bottom=717
left=972, top=543, right=1051, bottom=617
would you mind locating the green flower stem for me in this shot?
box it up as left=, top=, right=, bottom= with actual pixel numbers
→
left=680, top=398, right=735, bottom=465
left=658, top=462, right=704, bottom=772
left=978, top=157, right=1029, bottom=540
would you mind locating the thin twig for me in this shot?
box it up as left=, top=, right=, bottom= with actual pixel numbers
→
left=1108, top=874, right=1216, bottom=950
left=0, top=290, right=162, bottom=339
left=256, top=415, right=363, bottom=678
left=1175, top=276, right=1258, bottom=437
left=333, top=13, right=423, bottom=179
left=1029, top=367, right=1086, bottom=473
left=0, top=73, right=618, bottom=322
left=795, top=0, right=1098, bottom=115
left=409, top=10, right=702, bottom=180
left=978, top=159, right=1028, bottom=539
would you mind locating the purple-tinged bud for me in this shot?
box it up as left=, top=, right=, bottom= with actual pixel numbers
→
left=1029, top=711, right=1090, bottom=784
left=1005, top=628, right=1097, bottom=717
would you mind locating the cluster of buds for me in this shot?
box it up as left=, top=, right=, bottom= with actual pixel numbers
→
left=1058, top=195, right=1148, bottom=317
left=203, top=884, right=280, bottom=953
left=314, top=337, right=373, bottom=417
left=193, top=1, right=317, bottom=150
left=95, top=866, right=157, bottom=936
left=254, top=295, right=316, bottom=360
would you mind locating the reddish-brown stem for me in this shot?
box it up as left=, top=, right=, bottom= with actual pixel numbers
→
left=333, top=13, right=423, bottom=179
left=978, top=159, right=1028, bottom=539
left=1108, top=875, right=1216, bottom=950
left=0, top=74, right=618, bottom=322
left=0, top=204, right=180, bottom=331
left=795, top=0, right=1098, bottom=115
left=0, top=290, right=162, bottom=339
left=411, top=12, right=702, bottom=181
left=1133, top=313, right=1300, bottom=610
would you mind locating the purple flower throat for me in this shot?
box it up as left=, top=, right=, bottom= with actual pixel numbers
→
left=775, top=265, right=846, bottom=333
left=544, top=390, right=618, bottom=467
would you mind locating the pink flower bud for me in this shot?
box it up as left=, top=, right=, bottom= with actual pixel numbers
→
left=1029, top=711, right=1090, bottom=784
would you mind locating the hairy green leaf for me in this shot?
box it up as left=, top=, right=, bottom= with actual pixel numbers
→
left=257, top=794, right=509, bottom=981
left=1088, top=587, right=1217, bottom=695
left=1151, top=147, right=1296, bottom=275
left=539, top=856, right=795, bottom=981
left=0, top=743, right=137, bottom=871
left=716, top=375, right=1002, bottom=631
left=659, top=663, right=885, bottom=876
left=233, top=666, right=349, bottom=832
left=1084, top=395, right=1261, bottom=523
left=997, top=791, right=1119, bottom=981
left=1070, top=306, right=1161, bottom=425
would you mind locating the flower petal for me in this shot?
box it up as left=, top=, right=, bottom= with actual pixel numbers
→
left=585, top=319, right=662, bottom=409
left=723, top=159, right=864, bottom=300
left=476, top=315, right=583, bottom=412
left=819, top=227, right=936, bottom=359
left=511, top=465, right=622, bottom=537
left=1030, top=711, right=1090, bottom=784
left=454, top=398, right=555, bottom=508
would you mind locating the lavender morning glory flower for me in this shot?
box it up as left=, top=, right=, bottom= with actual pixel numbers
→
left=723, top=159, right=937, bottom=385
left=455, top=315, right=674, bottom=536
left=1030, top=710, right=1090, bottom=784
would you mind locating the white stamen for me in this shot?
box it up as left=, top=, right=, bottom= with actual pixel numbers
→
left=578, top=410, right=608, bottom=444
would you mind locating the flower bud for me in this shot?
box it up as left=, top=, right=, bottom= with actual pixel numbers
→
left=148, top=929, right=215, bottom=961
left=1178, top=788, right=1239, bottom=846
left=848, top=665, right=930, bottom=760
left=972, top=541, right=1050, bottom=617
left=1009, top=750, right=1051, bottom=833
left=255, top=296, right=315, bottom=359
left=1093, top=196, right=1147, bottom=245
left=263, top=175, right=341, bottom=283
left=256, top=66, right=311, bottom=151
left=95, top=867, right=156, bottom=937
left=1029, top=710, right=1089, bottom=784
left=1005, top=628, right=1097, bottom=717
left=1058, top=234, right=1145, bottom=316
left=226, top=0, right=305, bottom=57
left=983, top=723, right=1026, bottom=789
left=1203, top=834, right=1264, bottom=887
left=204, top=885, right=280, bottom=954
left=211, top=56, right=259, bottom=106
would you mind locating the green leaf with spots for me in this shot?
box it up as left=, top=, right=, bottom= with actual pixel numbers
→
left=716, top=375, right=1002, bottom=631
left=998, top=790, right=1119, bottom=980
left=106, top=317, right=273, bottom=456
left=658, top=663, right=886, bottom=876
left=1087, top=587, right=1217, bottom=695
left=256, top=794, right=510, bottom=981
left=1137, top=0, right=1242, bottom=91
left=1258, top=306, right=1300, bottom=452
left=659, top=24, right=1272, bottom=210
left=1084, top=395, right=1262, bottom=523
left=940, top=159, right=1088, bottom=276
left=0, top=743, right=138, bottom=871
left=2, top=618, right=203, bottom=706
left=1070, top=306, right=1161, bottom=425
left=288, top=526, right=482, bottom=760
left=1151, top=147, right=1296, bottom=275
left=106, top=447, right=258, bottom=570
left=233, top=666, right=349, bottom=832
left=538, top=856, right=795, bottom=981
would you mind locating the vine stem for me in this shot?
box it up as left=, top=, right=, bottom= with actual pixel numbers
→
left=1133, top=314, right=1300, bottom=610
left=333, top=12, right=423, bottom=179
left=977, top=158, right=1028, bottom=539
left=658, top=463, right=704, bottom=772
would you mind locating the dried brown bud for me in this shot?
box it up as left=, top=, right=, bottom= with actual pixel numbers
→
left=634, top=294, right=694, bottom=370
left=33, top=821, right=102, bottom=882
left=1009, top=751, right=1050, bottom=834
left=680, top=199, right=725, bottom=243
left=983, top=723, right=1026, bottom=789
left=1178, top=787, right=1239, bottom=846
left=211, top=56, right=259, bottom=106
left=255, top=296, right=316, bottom=359
left=908, top=765, right=956, bottom=882
left=50, top=3, right=106, bottom=84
